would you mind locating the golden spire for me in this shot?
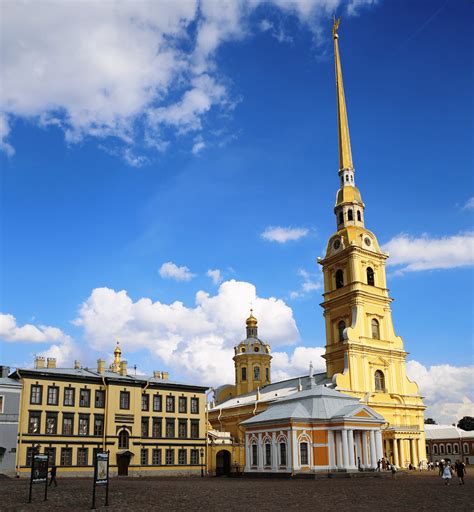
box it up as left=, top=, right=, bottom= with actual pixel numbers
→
left=110, top=340, right=122, bottom=372
left=333, top=17, right=354, bottom=171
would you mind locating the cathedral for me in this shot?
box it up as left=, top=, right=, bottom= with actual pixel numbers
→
left=207, top=19, right=426, bottom=476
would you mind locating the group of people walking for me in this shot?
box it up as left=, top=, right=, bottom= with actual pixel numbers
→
left=438, top=459, right=466, bottom=485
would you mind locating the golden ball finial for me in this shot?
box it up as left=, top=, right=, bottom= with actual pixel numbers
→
left=114, top=340, right=121, bottom=354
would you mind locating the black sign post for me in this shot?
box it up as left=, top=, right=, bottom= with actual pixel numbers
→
left=92, top=451, right=109, bottom=510
left=28, top=453, right=48, bottom=503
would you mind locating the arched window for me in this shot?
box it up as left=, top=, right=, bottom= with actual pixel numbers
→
left=453, top=443, right=459, bottom=454
left=367, top=267, right=375, bottom=286
left=339, top=211, right=343, bottom=224
left=433, top=444, right=438, bottom=455
left=374, top=370, right=385, bottom=391
left=279, top=442, right=287, bottom=467
left=241, top=366, right=247, bottom=382
left=439, top=445, right=445, bottom=455
left=118, top=429, right=129, bottom=449
left=265, top=367, right=269, bottom=382
left=345, top=175, right=349, bottom=182
left=348, top=209, right=353, bottom=221
left=338, top=320, right=346, bottom=342
left=335, top=269, right=344, bottom=289
left=357, top=210, right=361, bottom=221
left=251, top=443, right=258, bottom=466
left=254, top=366, right=260, bottom=380
left=265, top=442, right=271, bottom=467
left=300, top=442, right=309, bottom=465
left=463, top=443, right=469, bottom=454
left=446, top=443, right=452, bottom=453
left=371, top=318, right=380, bottom=339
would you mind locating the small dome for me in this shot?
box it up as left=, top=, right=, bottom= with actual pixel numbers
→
left=246, top=311, right=258, bottom=327
left=114, top=341, right=121, bottom=355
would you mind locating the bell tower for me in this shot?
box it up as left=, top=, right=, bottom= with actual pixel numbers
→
left=318, top=18, right=426, bottom=468
left=233, top=311, right=272, bottom=396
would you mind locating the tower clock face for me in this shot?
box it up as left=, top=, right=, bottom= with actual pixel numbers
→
left=333, top=239, right=341, bottom=250
left=364, top=237, right=371, bottom=247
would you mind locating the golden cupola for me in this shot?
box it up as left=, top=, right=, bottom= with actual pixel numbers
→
left=109, top=341, right=122, bottom=373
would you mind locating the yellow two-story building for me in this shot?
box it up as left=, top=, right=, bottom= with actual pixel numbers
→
left=12, top=344, right=208, bottom=477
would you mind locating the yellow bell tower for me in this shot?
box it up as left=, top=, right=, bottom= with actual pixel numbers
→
left=318, top=18, right=426, bottom=468
left=233, top=311, right=272, bottom=396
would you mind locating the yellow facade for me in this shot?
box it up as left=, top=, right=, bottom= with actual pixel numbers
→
left=13, top=348, right=207, bottom=477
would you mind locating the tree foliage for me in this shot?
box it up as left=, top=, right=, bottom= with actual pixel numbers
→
left=457, top=416, right=474, bottom=431
left=424, top=418, right=437, bottom=425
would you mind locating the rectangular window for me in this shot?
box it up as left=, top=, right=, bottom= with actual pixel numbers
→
left=152, top=418, right=162, bottom=438
left=190, top=449, right=199, bottom=465
left=190, top=420, right=199, bottom=439
left=79, top=388, right=90, bottom=407
left=62, top=414, right=74, bottom=435
left=141, top=394, right=149, bottom=411
left=60, top=448, right=72, bottom=466
left=279, top=443, right=287, bottom=466
left=47, top=386, right=59, bottom=405
left=190, top=397, right=199, bottom=414
left=0, top=395, right=3, bottom=413
left=30, top=385, right=42, bottom=405
left=165, top=449, right=174, bottom=465
left=45, top=413, right=58, bottom=434
left=120, top=391, right=130, bottom=410
left=166, top=395, right=175, bottom=413
left=300, top=442, right=309, bottom=465
left=166, top=419, right=175, bottom=438
left=265, top=443, right=271, bottom=467
left=152, top=448, right=162, bottom=465
left=92, top=448, right=100, bottom=464
left=95, top=390, right=105, bottom=408
left=45, top=447, right=56, bottom=466
left=252, top=444, right=258, bottom=466
left=77, top=448, right=88, bottom=466
left=153, top=394, right=162, bottom=412
left=26, top=448, right=35, bottom=467
left=178, top=396, right=187, bottom=413
left=141, top=448, right=148, bottom=466
left=94, top=416, right=104, bottom=436
left=141, top=417, right=149, bottom=438
left=241, top=367, right=247, bottom=381
left=64, top=387, right=75, bottom=406
left=79, top=415, right=89, bottom=435
left=178, top=449, right=186, bottom=465
left=28, top=411, right=41, bottom=434
left=178, top=419, right=187, bottom=439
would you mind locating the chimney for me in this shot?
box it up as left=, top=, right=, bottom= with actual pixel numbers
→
left=161, top=371, right=169, bottom=380
left=0, top=366, right=10, bottom=378
left=153, top=371, right=162, bottom=379
left=74, top=360, right=81, bottom=370
left=47, top=358, right=57, bottom=369
left=35, top=356, right=45, bottom=369
left=97, top=359, right=105, bottom=374
left=119, top=360, right=128, bottom=376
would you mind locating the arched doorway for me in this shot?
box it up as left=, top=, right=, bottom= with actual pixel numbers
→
left=216, top=450, right=231, bottom=476
left=117, top=451, right=132, bottom=476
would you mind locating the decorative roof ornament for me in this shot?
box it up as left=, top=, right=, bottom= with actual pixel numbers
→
left=309, top=360, right=314, bottom=378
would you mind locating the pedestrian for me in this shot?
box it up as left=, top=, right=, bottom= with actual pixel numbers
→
left=418, top=460, right=423, bottom=472
left=438, top=460, right=444, bottom=476
left=49, top=465, right=57, bottom=487
left=391, top=464, right=397, bottom=478
left=377, top=459, right=381, bottom=472
left=441, top=462, right=452, bottom=485
left=454, top=460, right=466, bottom=485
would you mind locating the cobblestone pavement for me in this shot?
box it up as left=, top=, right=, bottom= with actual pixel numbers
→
left=3, top=472, right=472, bottom=511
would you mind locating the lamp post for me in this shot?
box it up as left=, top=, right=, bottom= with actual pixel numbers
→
left=200, top=447, right=204, bottom=477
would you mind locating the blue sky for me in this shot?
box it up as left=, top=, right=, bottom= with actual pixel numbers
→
left=1, top=0, right=473, bottom=423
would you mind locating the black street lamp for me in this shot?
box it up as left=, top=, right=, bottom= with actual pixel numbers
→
left=200, top=447, right=205, bottom=477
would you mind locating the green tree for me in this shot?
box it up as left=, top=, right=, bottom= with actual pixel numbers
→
left=424, top=418, right=437, bottom=425
left=457, top=416, right=474, bottom=431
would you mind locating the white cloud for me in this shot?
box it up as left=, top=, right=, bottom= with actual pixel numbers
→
left=192, top=141, right=206, bottom=154
left=159, top=261, right=196, bottom=282
left=463, top=197, right=474, bottom=210
left=207, top=269, right=223, bottom=285
left=406, top=360, right=474, bottom=424
left=0, top=313, right=75, bottom=367
left=261, top=226, right=309, bottom=243
left=0, top=0, right=377, bottom=159
left=383, top=232, right=474, bottom=273
left=290, top=268, right=322, bottom=299
left=272, top=346, right=326, bottom=382
left=73, top=280, right=299, bottom=385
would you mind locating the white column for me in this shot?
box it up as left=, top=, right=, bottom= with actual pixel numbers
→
left=411, top=438, right=419, bottom=466
left=336, top=431, right=343, bottom=469
left=328, top=430, right=335, bottom=469
left=393, top=439, right=399, bottom=467
left=375, top=431, right=384, bottom=464
left=369, top=430, right=377, bottom=469
left=360, top=431, right=368, bottom=468
left=347, top=429, right=355, bottom=469
left=287, top=431, right=292, bottom=471
left=271, top=432, right=278, bottom=471
left=399, top=439, right=405, bottom=468
left=245, top=433, right=251, bottom=471
left=292, top=430, right=299, bottom=471
left=354, top=431, right=361, bottom=469
left=341, top=430, right=349, bottom=469
left=257, top=433, right=263, bottom=471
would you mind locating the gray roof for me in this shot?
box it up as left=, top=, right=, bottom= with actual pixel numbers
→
left=242, top=381, right=385, bottom=426
left=11, top=367, right=208, bottom=390
left=425, top=424, right=474, bottom=440
left=0, top=376, right=22, bottom=388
